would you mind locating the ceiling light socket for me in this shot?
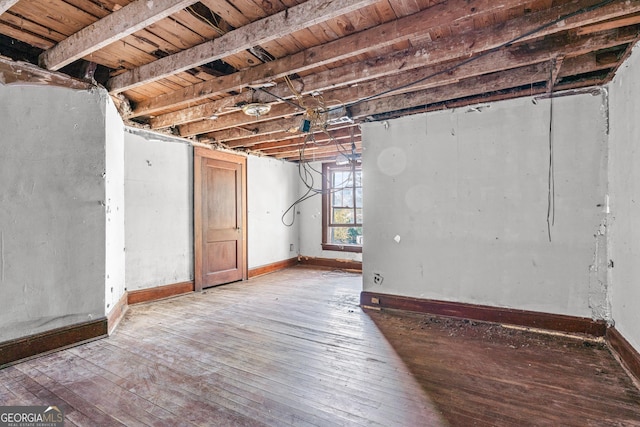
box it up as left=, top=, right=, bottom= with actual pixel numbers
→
left=242, top=103, right=271, bottom=117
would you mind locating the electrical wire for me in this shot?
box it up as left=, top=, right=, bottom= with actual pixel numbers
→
left=257, top=86, right=305, bottom=111
left=281, top=131, right=359, bottom=226
left=187, top=6, right=226, bottom=37
left=547, top=63, right=556, bottom=243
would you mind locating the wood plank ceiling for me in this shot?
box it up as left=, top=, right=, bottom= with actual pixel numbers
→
left=1, top=0, right=639, bottom=162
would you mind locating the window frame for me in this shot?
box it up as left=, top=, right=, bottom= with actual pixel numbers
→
left=321, top=162, right=363, bottom=253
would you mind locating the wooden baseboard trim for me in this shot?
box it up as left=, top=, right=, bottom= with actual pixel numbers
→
left=128, top=281, right=195, bottom=305
left=249, top=257, right=299, bottom=278
left=361, top=291, right=607, bottom=337
left=107, top=292, right=128, bottom=335
left=0, top=318, right=108, bottom=368
left=607, top=327, right=640, bottom=382
left=298, top=256, right=362, bottom=272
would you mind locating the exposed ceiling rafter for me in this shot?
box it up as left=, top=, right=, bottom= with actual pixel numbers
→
left=106, top=0, right=380, bottom=93
left=129, top=0, right=538, bottom=118
left=39, top=0, right=201, bottom=71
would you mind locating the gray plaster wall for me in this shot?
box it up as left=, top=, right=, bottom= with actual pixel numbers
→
left=247, top=155, right=300, bottom=268
left=361, top=93, right=609, bottom=319
left=608, top=44, right=640, bottom=352
left=298, top=161, right=363, bottom=262
left=105, top=98, right=126, bottom=314
left=124, top=129, right=193, bottom=291
left=0, top=85, right=107, bottom=342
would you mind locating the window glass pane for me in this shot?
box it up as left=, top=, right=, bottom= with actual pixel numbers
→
left=355, top=171, right=362, bottom=187
left=332, top=189, right=343, bottom=207
left=356, top=208, right=363, bottom=224
left=332, top=207, right=354, bottom=224
left=330, top=226, right=363, bottom=245
left=345, top=188, right=354, bottom=207
left=356, top=188, right=363, bottom=208
left=331, top=171, right=338, bottom=187
left=333, top=188, right=353, bottom=208
left=345, top=172, right=354, bottom=187
left=333, top=171, right=349, bottom=187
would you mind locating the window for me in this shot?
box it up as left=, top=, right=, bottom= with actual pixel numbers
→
left=322, top=162, right=362, bottom=253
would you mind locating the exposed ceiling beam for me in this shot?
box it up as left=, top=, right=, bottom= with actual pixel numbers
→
left=221, top=121, right=359, bottom=147
left=134, top=0, right=639, bottom=121
left=176, top=26, right=637, bottom=137
left=180, top=101, right=304, bottom=136
left=39, top=0, right=200, bottom=71
left=256, top=128, right=361, bottom=154
left=213, top=130, right=300, bottom=147
left=0, top=0, right=18, bottom=15
left=154, top=25, right=634, bottom=131
left=130, top=0, right=537, bottom=118
left=347, top=58, right=612, bottom=119
left=275, top=140, right=362, bottom=160
left=209, top=117, right=306, bottom=143
left=107, top=0, right=380, bottom=93
left=0, top=56, right=92, bottom=89
left=220, top=52, right=614, bottom=150
left=577, top=13, right=640, bottom=35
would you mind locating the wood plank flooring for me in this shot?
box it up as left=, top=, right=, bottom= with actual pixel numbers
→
left=1, top=266, right=639, bottom=426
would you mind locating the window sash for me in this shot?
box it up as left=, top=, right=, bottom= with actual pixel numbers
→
left=322, top=163, right=362, bottom=252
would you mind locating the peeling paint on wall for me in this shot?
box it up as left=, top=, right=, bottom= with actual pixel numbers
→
left=588, top=219, right=611, bottom=321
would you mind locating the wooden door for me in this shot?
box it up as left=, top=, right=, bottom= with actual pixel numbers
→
left=194, top=148, right=247, bottom=290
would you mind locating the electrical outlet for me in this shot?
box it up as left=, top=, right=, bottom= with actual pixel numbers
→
left=373, top=273, right=383, bottom=285
left=290, top=243, right=294, bottom=252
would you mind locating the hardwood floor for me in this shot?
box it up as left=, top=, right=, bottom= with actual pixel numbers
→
left=1, top=266, right=639, bottom=426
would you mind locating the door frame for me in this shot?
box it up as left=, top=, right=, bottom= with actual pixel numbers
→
left=194, top=147, right=248, bottom=291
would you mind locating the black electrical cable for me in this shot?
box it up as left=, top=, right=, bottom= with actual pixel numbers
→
left=547, top=65, right=556, bottom=243
left=281, top=132, right=358, bottom=226
left=256, top=86, right=306, bottom=111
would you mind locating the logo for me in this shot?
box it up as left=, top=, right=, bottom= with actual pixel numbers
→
left=0, top=406, right=64, bottom=427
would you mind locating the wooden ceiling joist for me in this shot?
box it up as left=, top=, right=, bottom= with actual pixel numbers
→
left=130, top=0, right=538, bottom=118
left=0, top=55, right=92, bottom=89
left=209, top=62, right=605, bottom=149
left=175, top=25, right=638, bottom=137
left=255, top=127, right=361, bottom=154
left=275, top=140, right=362, bottom=161
left=223, top=120, right=360, bottom=147
left=179, top=101, right=304, bottom=136
left=155, top=23, right=637, bottom=135
left=137, top=0, right=640, bottom=126
left=213, top=117, right=305, bottom=143
left=107, top=0, right=380, bottom=93
left=347, top=60, right=597, bottom=119
left=221, top=46, right=619, bottom=146
left=39, top=0, right=201, bottom=71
